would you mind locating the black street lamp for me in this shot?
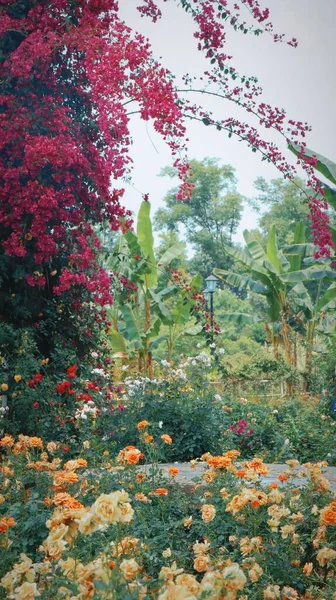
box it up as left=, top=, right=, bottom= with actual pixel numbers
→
left=204, top=274, right=219, bottom=353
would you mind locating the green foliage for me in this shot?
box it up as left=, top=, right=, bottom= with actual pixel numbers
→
left=108, top=201, right=204, bottom=369
left=253, top=176, right=312, bottom=245
left=154, top=158, right=243, bottom=276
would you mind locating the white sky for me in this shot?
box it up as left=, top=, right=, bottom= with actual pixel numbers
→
left=117, top=0, right=336, bottom=243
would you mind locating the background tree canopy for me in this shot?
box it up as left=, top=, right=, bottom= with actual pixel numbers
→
left=154, top=158, right=243, bottom=277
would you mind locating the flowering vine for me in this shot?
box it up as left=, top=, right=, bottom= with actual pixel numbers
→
left=0, top=0, right=332, bottom=346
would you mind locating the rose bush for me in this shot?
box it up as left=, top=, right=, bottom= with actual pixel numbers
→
left=1, top=433, right=336, bottom=599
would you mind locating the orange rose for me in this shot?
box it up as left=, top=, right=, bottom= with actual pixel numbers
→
left=161, top=434, right=172, bottom=444
left=137, top=420, right=149, bottom=431
left=29, top=437, right=43, bottom=449
left=224, top=450, right=240, bottom=459
left=168, top=467, right=179, bottom=478
left=127, top=450, right=143, bottom=465
left=0, top=435, right=15, bottom=447
left=235, top=470, right=247, bottom=478
left=53, top=471, right=79, bottom=487
left=152, top=488, right=168, bottom=496
left=320, top=506, right=336, bottom=526
left=194, top=554, right=210, bottom=573
left=0, top=516, right=16, bottom=532
left=246, top=458, right=268, bottom=475
left=207, top=455, right=232, bottom=469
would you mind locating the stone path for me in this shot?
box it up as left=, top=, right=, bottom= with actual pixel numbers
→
left=142, top=463, right=336, bottom=491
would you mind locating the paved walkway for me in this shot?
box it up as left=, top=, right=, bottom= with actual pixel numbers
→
left=142, top=463, right=336, bottom=491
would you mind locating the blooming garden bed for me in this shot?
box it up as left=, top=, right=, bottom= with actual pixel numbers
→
left=1, top=432, right=336, bottom=599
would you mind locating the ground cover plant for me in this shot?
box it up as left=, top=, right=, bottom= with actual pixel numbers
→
left=1, top=432, right=336, bottom=599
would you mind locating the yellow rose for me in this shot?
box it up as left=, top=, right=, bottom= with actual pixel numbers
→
left=175, top=574, right=200, bottom=595
left=263, top=585, right=281, bottom=600
left=91, top=491, right=133, bottom=525
left=10, top=582, right=40, bottom=600
left=119, top=558, right=140, bottom=581
left=248, top=562, right=263, bottom=582
left=223, top=563, right=246, bottom=591
left=201, top=504, right=216, bottom=523
left=14, top=375, right=22, bottom=383
left=1, top=383, right=8, bottom=392
left=46, top=442, right=57, bottom=453
left=193, top=554, right=210, bottom=573
left=12, top=553, right=33, bottom=576
left=316, top=547, right=336, bottom=566
left=78, top=511, right=99, bottom=536
left=42, top=537, right=67, bottom=561
left=158, top=581, right=197, bottom=600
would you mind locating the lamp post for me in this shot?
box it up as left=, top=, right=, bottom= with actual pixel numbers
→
left=205, top=274, right=219, bottom=353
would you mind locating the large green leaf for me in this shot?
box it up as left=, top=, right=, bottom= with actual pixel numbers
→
left=288, top=222, right=306, bottom=272
left=324, top=182, right=336, bottom=211
left=222, top=244, right=267, bottom=274
left=265, top=295, right=281, bottom=322
left=190, top=273, right=204, bottom=292
left=316, top=284, right=336, bottom=313
left=266, top=225, right=282, bottom=274
left=121, top=305, right=140, bottom=342
left=156, top=285, right=179, bottom=300
left=170, top=296, right=193, bottom=325
left=289, top=144, right=336, bottom=185
left=281, top=266, right=336, bottom=283
left=124, top=230, right=142, bottom=258
left=157, top=242, right=185, bottom=268
left=330, top=225, right=336, bottom=248
left=243, top=231, right=267, bottom=262
left=219, top=313, right=261, bottom=325
left=283, top=243, right=316, bottom=257
left=144, top=317, right=162, bottom=339
left=108, top=329, right=127, bottom=353
left=137, top=201, right=157, bottom=289
left=148, top=335, right=168, bottom=352
left=214, top=269, right=269, bottom=295
left=150, top=291, right=173, bottom=324
left=291, top=283, right=313, bottom=315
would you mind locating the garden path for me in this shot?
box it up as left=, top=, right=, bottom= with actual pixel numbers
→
left=142, top=463, right=336, bottom=491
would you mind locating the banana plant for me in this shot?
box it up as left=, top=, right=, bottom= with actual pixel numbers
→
left=108, top=200, right=203, bottom=374
left=214, top=223, right=336, bottom=370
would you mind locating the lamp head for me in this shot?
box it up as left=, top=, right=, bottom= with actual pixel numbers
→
left=205, top=274, right=219, bottom=293
left=202, top=288, right=210, bottom=303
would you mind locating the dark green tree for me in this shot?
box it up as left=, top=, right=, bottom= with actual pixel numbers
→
left=154, top=158, right=243, bottom=276
left=253, top=177, right=312, bottom=245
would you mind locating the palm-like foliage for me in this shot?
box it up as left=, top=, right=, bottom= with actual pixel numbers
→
left=214, top=224, right=336, bottom=374
left=108, top=201, right=203, bottom=374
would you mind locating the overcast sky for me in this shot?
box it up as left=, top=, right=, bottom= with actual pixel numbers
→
left=117, top=0, right=336, bottom=243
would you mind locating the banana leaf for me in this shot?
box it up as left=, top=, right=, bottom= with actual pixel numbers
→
left=266, top=225, right=282, bottom=274
left=137, top=201, right=157, bottom=289
left=157, top=242, right=185, bottom=267
left=219, top=313, right=261, bottom=325
left=288, top=144, right=336, bottom=185
left=214, top=269, right=269, bottom=295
